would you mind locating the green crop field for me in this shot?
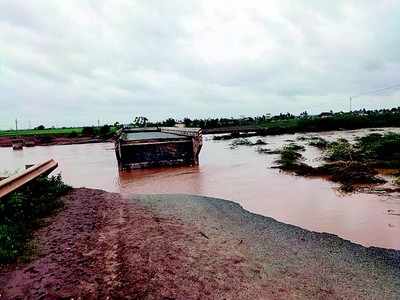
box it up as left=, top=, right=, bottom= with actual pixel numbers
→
left=0, top=127, right=84, bottom=137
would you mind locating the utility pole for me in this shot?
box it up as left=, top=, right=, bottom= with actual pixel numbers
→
left=15, top=119, right=18, bottom=132
left=349, top=97, right=352, bottom=112
left=97, top=119, right=100, bottom=128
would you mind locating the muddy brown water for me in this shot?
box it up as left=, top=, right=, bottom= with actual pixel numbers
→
left=1, top=128, right=400, bottom=250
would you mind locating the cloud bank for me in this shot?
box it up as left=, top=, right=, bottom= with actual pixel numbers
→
left=0, top=0, right=399, bottom=128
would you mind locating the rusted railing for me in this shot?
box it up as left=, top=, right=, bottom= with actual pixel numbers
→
left=0, top=159, right=58, bottom=199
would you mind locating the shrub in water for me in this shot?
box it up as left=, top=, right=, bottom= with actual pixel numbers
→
left=276, top=145, right=303, bottom=169
left=325, top=138, right=355, bottom=161
left=356, top=132, right=400, bottom=160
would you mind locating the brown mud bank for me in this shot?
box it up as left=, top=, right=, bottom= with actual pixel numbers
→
left=0, top=136, right=112, bottom=148
left=1, top=189, right=400, bottom=299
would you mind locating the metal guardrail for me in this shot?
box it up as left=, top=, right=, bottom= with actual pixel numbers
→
left=161, top=127, right=202, bottom=137
left=0, top=159, right=58, bottom=199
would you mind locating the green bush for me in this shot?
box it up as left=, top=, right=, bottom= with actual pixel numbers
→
left=230, top=138, right=253, bottom=146
left=286, top=143, right=305, bottom=152
left=325, top=138, right=355, bottom=161
left=0, top=174, right=71, bottom=263
left=68, top=131, right=78, bottom=138
left=82, top=126, right=95, bottom=136
left=276, top=145, right=303, bottom=168
left=308, top=137, right=329, bottom=149
left=356, top=132, right=400, bottom=160
left=99, top=125, right=111, bottom=137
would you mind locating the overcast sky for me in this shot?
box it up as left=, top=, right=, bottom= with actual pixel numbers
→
left=0, top=0, right=399, bottom=129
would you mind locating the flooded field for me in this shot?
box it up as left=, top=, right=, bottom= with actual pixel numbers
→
left=1, top=128, right=400, bottom=249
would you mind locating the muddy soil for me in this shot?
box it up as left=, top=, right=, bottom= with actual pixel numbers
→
left=1, top=189, right=400, bottom=299
left=0, top=189, right=266, bottom=299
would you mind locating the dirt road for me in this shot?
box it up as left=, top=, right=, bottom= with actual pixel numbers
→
left=1, top=188, right=400, bottom=299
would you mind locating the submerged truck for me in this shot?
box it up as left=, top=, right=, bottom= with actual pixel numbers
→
left=115, top=127, right=202, bottom=169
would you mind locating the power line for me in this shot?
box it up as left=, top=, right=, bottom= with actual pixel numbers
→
left=352, top=83, right=400, bottom=98
left=349, top=83, right=400, bottom=112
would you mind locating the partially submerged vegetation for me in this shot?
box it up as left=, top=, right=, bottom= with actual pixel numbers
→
left=0, top=175, right=71, bottom=263
left=325, top=138, right=354, bottom=161
left=275, top=145, right=304, bottom=169
left=229, top=138, right=267, bottom=148
left=274, top=132, right=400, bottom=192
left=308, top=137, right=329, bottom=149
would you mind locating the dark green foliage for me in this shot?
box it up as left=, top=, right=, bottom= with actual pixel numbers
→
left=325, top=139, right=355, bottom=161
left=34, top=125, right=45, bottom=130
left=319, top=162, right=385, bottom=192
left=262, top=108, right=400, bottom=133
left=162, top=118, right=176, bottom=127
left=356, top=132, right=400, bottom=160
left=99, top=125, right=111, bottom=137
left=274, top=133, right=393, bottom=192
left=230, top=138, right=267, bottom=147
left=276, top=145, right=303, bottom=169
left=0, top=174, right=71, bottom=263
left=82, top=126, right=95, bottom=136
left=183, top=118, right=192, bottom=127
left=230, top=138, right=253, bottom=147
left=286, top=143, right=305, bottom=152
left=68, top=131, right=78, bottom=138
left=322, top=132, right=400, bottom=164
left=182, top=107, right=400, bottom=133
left=133, top=116, right=148, bottom=127
left=308, top=137, right=329, bottom=149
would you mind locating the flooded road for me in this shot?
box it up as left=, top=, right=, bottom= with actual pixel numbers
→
left=1, top=128, right=400, bottom=249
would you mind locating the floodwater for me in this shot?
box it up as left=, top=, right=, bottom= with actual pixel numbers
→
left=1, top=128, right=400, bottom=250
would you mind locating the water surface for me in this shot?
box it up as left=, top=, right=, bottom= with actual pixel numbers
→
left=1, top=128, right=399, bottom=249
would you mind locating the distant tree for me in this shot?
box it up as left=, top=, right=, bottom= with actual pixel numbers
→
left=68, top=131, right=78, bottom=138
left=300, top=111, right=309, bottom=118
left=35, top=125, right=45, bottom=130
left=82, top=126, right=95, bottom=136
left=133, top=116, right=148, bottom=127
left=99, top=124, right=111, bottom=136
left=163, top=118, right=176, bottom=127
left=183, top=118, right=192, bottom=127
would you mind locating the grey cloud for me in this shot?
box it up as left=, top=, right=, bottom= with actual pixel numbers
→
left=0, top=0, right=399, bottom=129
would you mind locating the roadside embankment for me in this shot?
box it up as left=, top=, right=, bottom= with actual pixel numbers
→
left=1, top=189, right=400, bottom=299
left=0, top=136, right=113, bottom=148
